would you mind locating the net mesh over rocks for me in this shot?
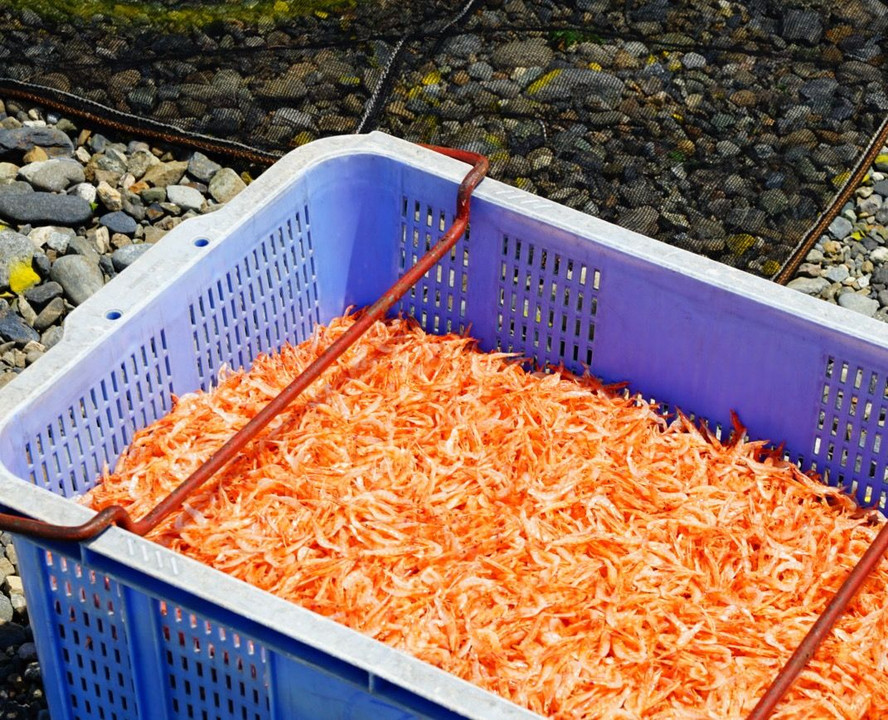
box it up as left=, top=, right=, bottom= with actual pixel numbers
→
left=1, top=0, right=886, bottom=277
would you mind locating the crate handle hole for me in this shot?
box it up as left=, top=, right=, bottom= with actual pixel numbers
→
left=105, top=310, right=123, bottom=320
left=194, top=238, right=210, bottom=247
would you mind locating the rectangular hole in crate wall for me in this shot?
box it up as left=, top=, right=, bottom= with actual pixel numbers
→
left=44, top=552, right=136, bottom=720
left=394, top=195, right=467, bottom=334
left=22, top=330, right=174, bottom=496
left=494, top=235, right=601, bottom=372
left=157, top=601, right=270, bottom=720
left=813, top=356, right=888, bottom=509
left=189, top=207, right=320, bottom=390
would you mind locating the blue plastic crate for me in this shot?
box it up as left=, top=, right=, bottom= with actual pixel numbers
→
left=1, top=132, right=887, bottom=719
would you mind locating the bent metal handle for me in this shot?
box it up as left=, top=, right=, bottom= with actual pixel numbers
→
left=0, top=144, right=488, bottom=543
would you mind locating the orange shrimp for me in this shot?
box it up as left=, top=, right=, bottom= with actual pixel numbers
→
left=83, top=315, right=888, bottom=719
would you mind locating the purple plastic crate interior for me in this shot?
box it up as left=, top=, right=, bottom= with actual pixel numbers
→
left=0, top=132, right=887, bottom=720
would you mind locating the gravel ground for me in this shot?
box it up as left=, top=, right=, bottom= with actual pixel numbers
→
left=786, top=146, right=888, bottom=321
left=1, top=89, right=888, bottom=720
left=0, top=531, right=41, bottom=720
left=376, top=2, right=888, bottom=277
left=2, top=0, right=887, bottom=276
left=0, top=97, right=248, bottom=391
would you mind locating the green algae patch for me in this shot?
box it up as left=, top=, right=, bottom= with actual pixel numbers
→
left=831, top=171, right=851, bottom=189
left=9, top=261, right=40, bottom=295
left=726, top=233, right=756, bottom=255
left=514, top=177, right=534, bottom=191
left=761, top=259, right=782, bottom=277
left=526, top=69, right=562, bottom=96
left=290, top=131, right=315, bottom=148
left=7, top=0, right=356, bottom=31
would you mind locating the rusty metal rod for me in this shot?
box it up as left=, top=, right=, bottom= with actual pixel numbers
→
left=747, top=518, right=888, bottom=719
left=0, top=145, right=488, bottom=543
left=773, top=113, right=888, bottom=284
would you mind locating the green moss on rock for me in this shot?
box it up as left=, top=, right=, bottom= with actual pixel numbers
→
left=761, top=259, right=782, bottom=277
left=8, top=0, right=354, bottom=31
left=525, top=69, right=562, bottom=96
left=726, top=233, right=756, bottom=255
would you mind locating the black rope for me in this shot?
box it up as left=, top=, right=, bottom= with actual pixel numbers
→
left=355, top=0, right=482, bottom=134
left=0, top=78, right=283, bottom=166
left=355, top=36, right=409, bottom=135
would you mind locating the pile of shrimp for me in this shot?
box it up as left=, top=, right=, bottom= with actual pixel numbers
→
left=83, top=314, right=888, bottom=719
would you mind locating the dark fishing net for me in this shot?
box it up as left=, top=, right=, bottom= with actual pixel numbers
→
left=1, top=0, right=886, bottom=277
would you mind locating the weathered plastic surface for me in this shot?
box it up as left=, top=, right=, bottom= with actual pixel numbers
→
left=0, top=132, right=886, bottom=720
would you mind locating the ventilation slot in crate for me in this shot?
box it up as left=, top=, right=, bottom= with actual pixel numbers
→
left=23, top=331, right=173, bottom=496
left=190, top=208, right=319, bottom=390
left=46, top=552, right=136, bottom=720
left=495, top=235, right=600, bottom=373
left=813, top=356, right=888, bottom=509
left=158, top=602, right=270, bottom=720
left=395, top=196, right=468, bottom=336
